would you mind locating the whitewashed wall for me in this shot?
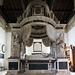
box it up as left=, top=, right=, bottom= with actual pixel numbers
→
left=68, top=27, right=75, bottom=46
left=0, top=27, right=6, bottom=67
left=5, top=32, right=11, bottom=69
left=0, top=27, right=6, bottom=49
left=0, top=27, right=11, bottom=69
left=64, top=15, right=75, bottom=46
left=6, top=32, right=11, bottom=58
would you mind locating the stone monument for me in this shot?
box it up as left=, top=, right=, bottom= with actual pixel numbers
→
left=6, top=0, right=69, bottom=75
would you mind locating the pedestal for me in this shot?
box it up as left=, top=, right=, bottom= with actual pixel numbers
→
left=57, top=58, right=69, bottom=71
left=8, top=57, right=20, bottom=71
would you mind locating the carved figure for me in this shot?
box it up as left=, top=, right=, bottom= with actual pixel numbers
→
left=13, top=33, right=20, bottom=45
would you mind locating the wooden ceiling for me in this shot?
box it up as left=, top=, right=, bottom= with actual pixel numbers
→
left=0, top=0, right=74, bottom=24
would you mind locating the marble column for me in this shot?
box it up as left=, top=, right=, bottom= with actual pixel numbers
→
left=53, top=42, right=56, bottom=58
left=50, top=42, right=56, bottom=57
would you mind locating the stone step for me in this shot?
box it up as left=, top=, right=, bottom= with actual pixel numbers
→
left=24, top=73, right=56, bottom=75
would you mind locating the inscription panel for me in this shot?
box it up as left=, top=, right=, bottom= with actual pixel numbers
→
left=59, top=62, right=67, bottom=69
left=29, top=64, right=48, bottom=70
left=9, top=62, right=18, bottom=70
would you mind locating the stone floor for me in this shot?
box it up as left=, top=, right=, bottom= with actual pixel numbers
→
left=6, top=73, right=55, bottom=75
left=56, top=71, right=71, bottom=75
left=0, top=70, right=7, bottom=75
left=70, top=72, right=75, bottom=75
left=0, top=70, right=75, bottom=75
left=6, top=72, right=56, bottom=75
left=5, top=71, right=72, bottom=75
left=23, top=73, right=55, bottom=75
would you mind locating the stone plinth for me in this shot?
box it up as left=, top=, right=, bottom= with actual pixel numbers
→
left=8, top=57, right=20, bottom=71
left=24, top=54, right=56, bottom=74
left=6, top=72, right=56, bottom=75
left=56, top=58, right=69, bottom=71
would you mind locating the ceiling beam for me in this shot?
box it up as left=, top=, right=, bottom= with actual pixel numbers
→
left=50, top=0, right=55, bottom=10
left=67, top=0, right=75, bottom=22
left=73, top=0, right=75, bottom=10
left=67, top=11, right=75, bottom=22
left=0, top=0, right=3, bottom=6
left=2, top=9, right=23, bottom=12
left=0, top=7, right=8, bottom=22
left=53, top=10, right=71, bottom=13
left=21, top=0, right=25, bottom=11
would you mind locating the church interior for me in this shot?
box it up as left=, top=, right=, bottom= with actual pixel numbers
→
left=0, top=0, right=75, bottom=75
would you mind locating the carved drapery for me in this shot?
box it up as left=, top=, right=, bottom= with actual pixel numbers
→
left=22, top=25, right=31, bottom=42
left=46, top=25, right=56, bottom=42
left=26, top=38, right=33, bottom=47
left=42, top=37, right=51, bottom=47
left=21, top=25, right=31, bottom=55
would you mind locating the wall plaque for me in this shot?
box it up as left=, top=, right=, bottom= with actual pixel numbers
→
left=33, top=42, right=42, bottom=52
left=59, top=62, right=67, bottom=69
